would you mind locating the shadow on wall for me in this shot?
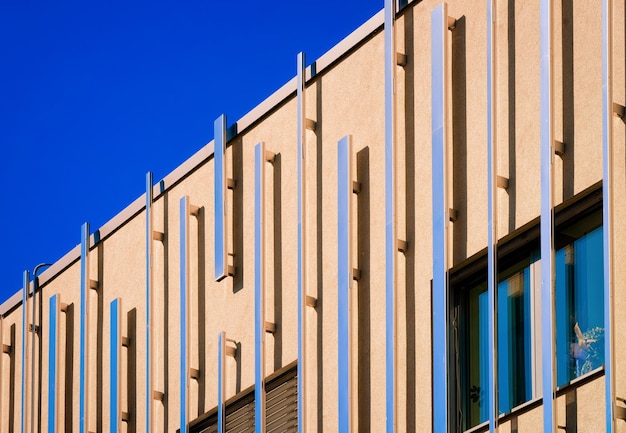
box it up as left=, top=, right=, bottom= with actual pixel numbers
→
left=452, top=15, right=467, bottom=266
left=403, top=6, right=417, bottom=432
left=357, top=146, right=371, bottom=433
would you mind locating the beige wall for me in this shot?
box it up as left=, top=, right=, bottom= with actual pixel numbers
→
left=1, top=0, right=625, bottom=431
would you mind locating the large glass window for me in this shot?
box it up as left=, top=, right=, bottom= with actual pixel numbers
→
left=459, top=220, right=604, bottom=429
left=555, top=225, right=604, bottom=387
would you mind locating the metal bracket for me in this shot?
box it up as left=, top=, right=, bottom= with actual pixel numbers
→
left=60, top=303, right=69, bottom=313
left=305, top=118, right=317, bottom=132
left=447, top=16, right=457, bottom=30
left=496, top=175, right=509, bottom=190
left=2, top=344, right=11, bottom=354
left=554, top=140, right=565, bottom=156
left=613, top=102, right=625, bottom=119
left=29, top=324, right=40, bottom=333
left=89, top=279, right=99, bottom=291
left=449, top=208, right=458, bottom=222
left=396, top=239, right=408, bottom=253
left=121, top=412, right=130, bottom=423
left=152, top=231, right=165, bottom=242
left=352, top=181, right=362, bottom=194
left=227, top=178, right=236, bottom=190
left=265, top=150, right=276, bottom=163
left=352, top=268, right=361, bottom=281
left=305, top=295, right=317, bottom=308
left=616, top=405, right=626, bottom=421
left=190, top=368, right=201, bottom=380
left=121, top=337, right=130, bottom=348
left=396, top=52, right=407, bottom=67
left=152, top=390, right=165, bottom=402
left=189, top=205, right=200, bottom=217
left=264, top=322, right=277, bottom=334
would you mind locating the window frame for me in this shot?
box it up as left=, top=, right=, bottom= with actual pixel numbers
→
left=448, top=181, right=603, bottom=432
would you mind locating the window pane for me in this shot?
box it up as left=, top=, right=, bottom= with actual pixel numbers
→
left=466, top=264, right=533, bottom=427
left=555, top=226, right=604, bottom=387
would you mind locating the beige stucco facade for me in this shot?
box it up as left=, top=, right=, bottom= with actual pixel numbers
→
left=1, top=0, right=625, bottom=432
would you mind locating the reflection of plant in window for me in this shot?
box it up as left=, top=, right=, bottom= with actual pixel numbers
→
left=571, top=323, right=604, bottom=377
left=469, top=384, right=482, bottom=405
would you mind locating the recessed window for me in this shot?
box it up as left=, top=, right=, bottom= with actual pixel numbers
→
left=454, top=210, right=604, bottom=430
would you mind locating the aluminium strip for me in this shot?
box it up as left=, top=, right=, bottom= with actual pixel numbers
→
left=79, top=222, right=90, bottom=433
left=146, top=171, right=154, bottom=433
left=539, top=0, right=556, bottom=430
left=21, top=271, right=29, bottom=433
left=338, top=135, right=354, bottom=433
left=384, top=0, right=397, bottom=431
left=602, top=0, right=615, bottom=430
left=48, top=295, right=60, bottom=433
left=180, top=197, right=190, bottom=433
left=0, top=316, right=3, bottom=425
left=297, top=51, right=308, bottom=433
left=110, top=298, right=122, bottom=433
left=217, top=331, right=226, bottom=433
left=486, top=0, right=499, bottom=431
left=431, top=4, right=450, bottom=432
left=215, top=114, right=228, bottom=282
left=255, top=142, right=267, bottom=433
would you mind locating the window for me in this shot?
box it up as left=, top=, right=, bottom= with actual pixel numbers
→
left=453, top=206, right=604, bottom=430
left=462, top=256, right=539, bottom=427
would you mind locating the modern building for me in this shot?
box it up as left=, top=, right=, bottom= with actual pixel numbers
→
left=1, top=0, right=625, bottom=432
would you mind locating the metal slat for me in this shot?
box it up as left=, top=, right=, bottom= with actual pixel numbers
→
left=79, top=222, right=90, bottom=433
left=181, top=197, right=190, bottom=433
left=215, top=115, right=228, bottom=282
left=21, top=271, right=29, bottom=433
left=431, top=3, right=451, bottom=432
left=110, top=298, right=122, bottom=433
left=539, top=0, right=556, bottom=431
left=384, top=0, right=397, bottom=430
left=255, top=141, right=267, bottom=433
left=602, top=0, right=616, bottom=430
left=486, top=0, right=499, bottom=431
left=218, top=331, right=226, bottom=433
left=146, top=171, right=155, bottom=433
left=47, top=295, right=60, bottom=433
left=337, top=135, right=354, bottom=433
left=296, top=51, right=308, bottom=433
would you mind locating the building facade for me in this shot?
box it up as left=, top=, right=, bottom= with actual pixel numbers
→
left=1, top=0, right=625, bottom=432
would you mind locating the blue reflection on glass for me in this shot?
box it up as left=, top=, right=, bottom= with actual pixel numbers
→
left=470, top=264, right=533, bottom=427
left=556, top=227, right=604, bottom=387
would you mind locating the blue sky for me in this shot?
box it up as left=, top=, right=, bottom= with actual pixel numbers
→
left=0, top=1, right=382, bottom=303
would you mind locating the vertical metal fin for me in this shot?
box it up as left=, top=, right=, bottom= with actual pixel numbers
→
left=297, top=51, right=308, bottom=433
left=255, top=142, right=267, bottom=433
left=0, top=316, right=3, bottom=427
left=338, top=135, right=354, bottom=433
left=79, top=222, right=90, bottom=433
left=384, top=0, right=397, bottom=430
left=218, top=331, right=226, bottom=433
left=539, top=0, right=556, bottom=430
left=48, top=295, right=60, bottom=433
left=180, top=197, right=190, bottom=433
left=110, top=298, right=122, bottom=433
left=486, top=0, right=499, bottom=431
left=21, top=271, right=29, bottom=433
left=215, top=115, right=228, bottom=282
left=146, top=172, right=154, bottom=433
left=602, top=0, right=616, bottom=430
left=431, top=3, right=451, bottom=432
